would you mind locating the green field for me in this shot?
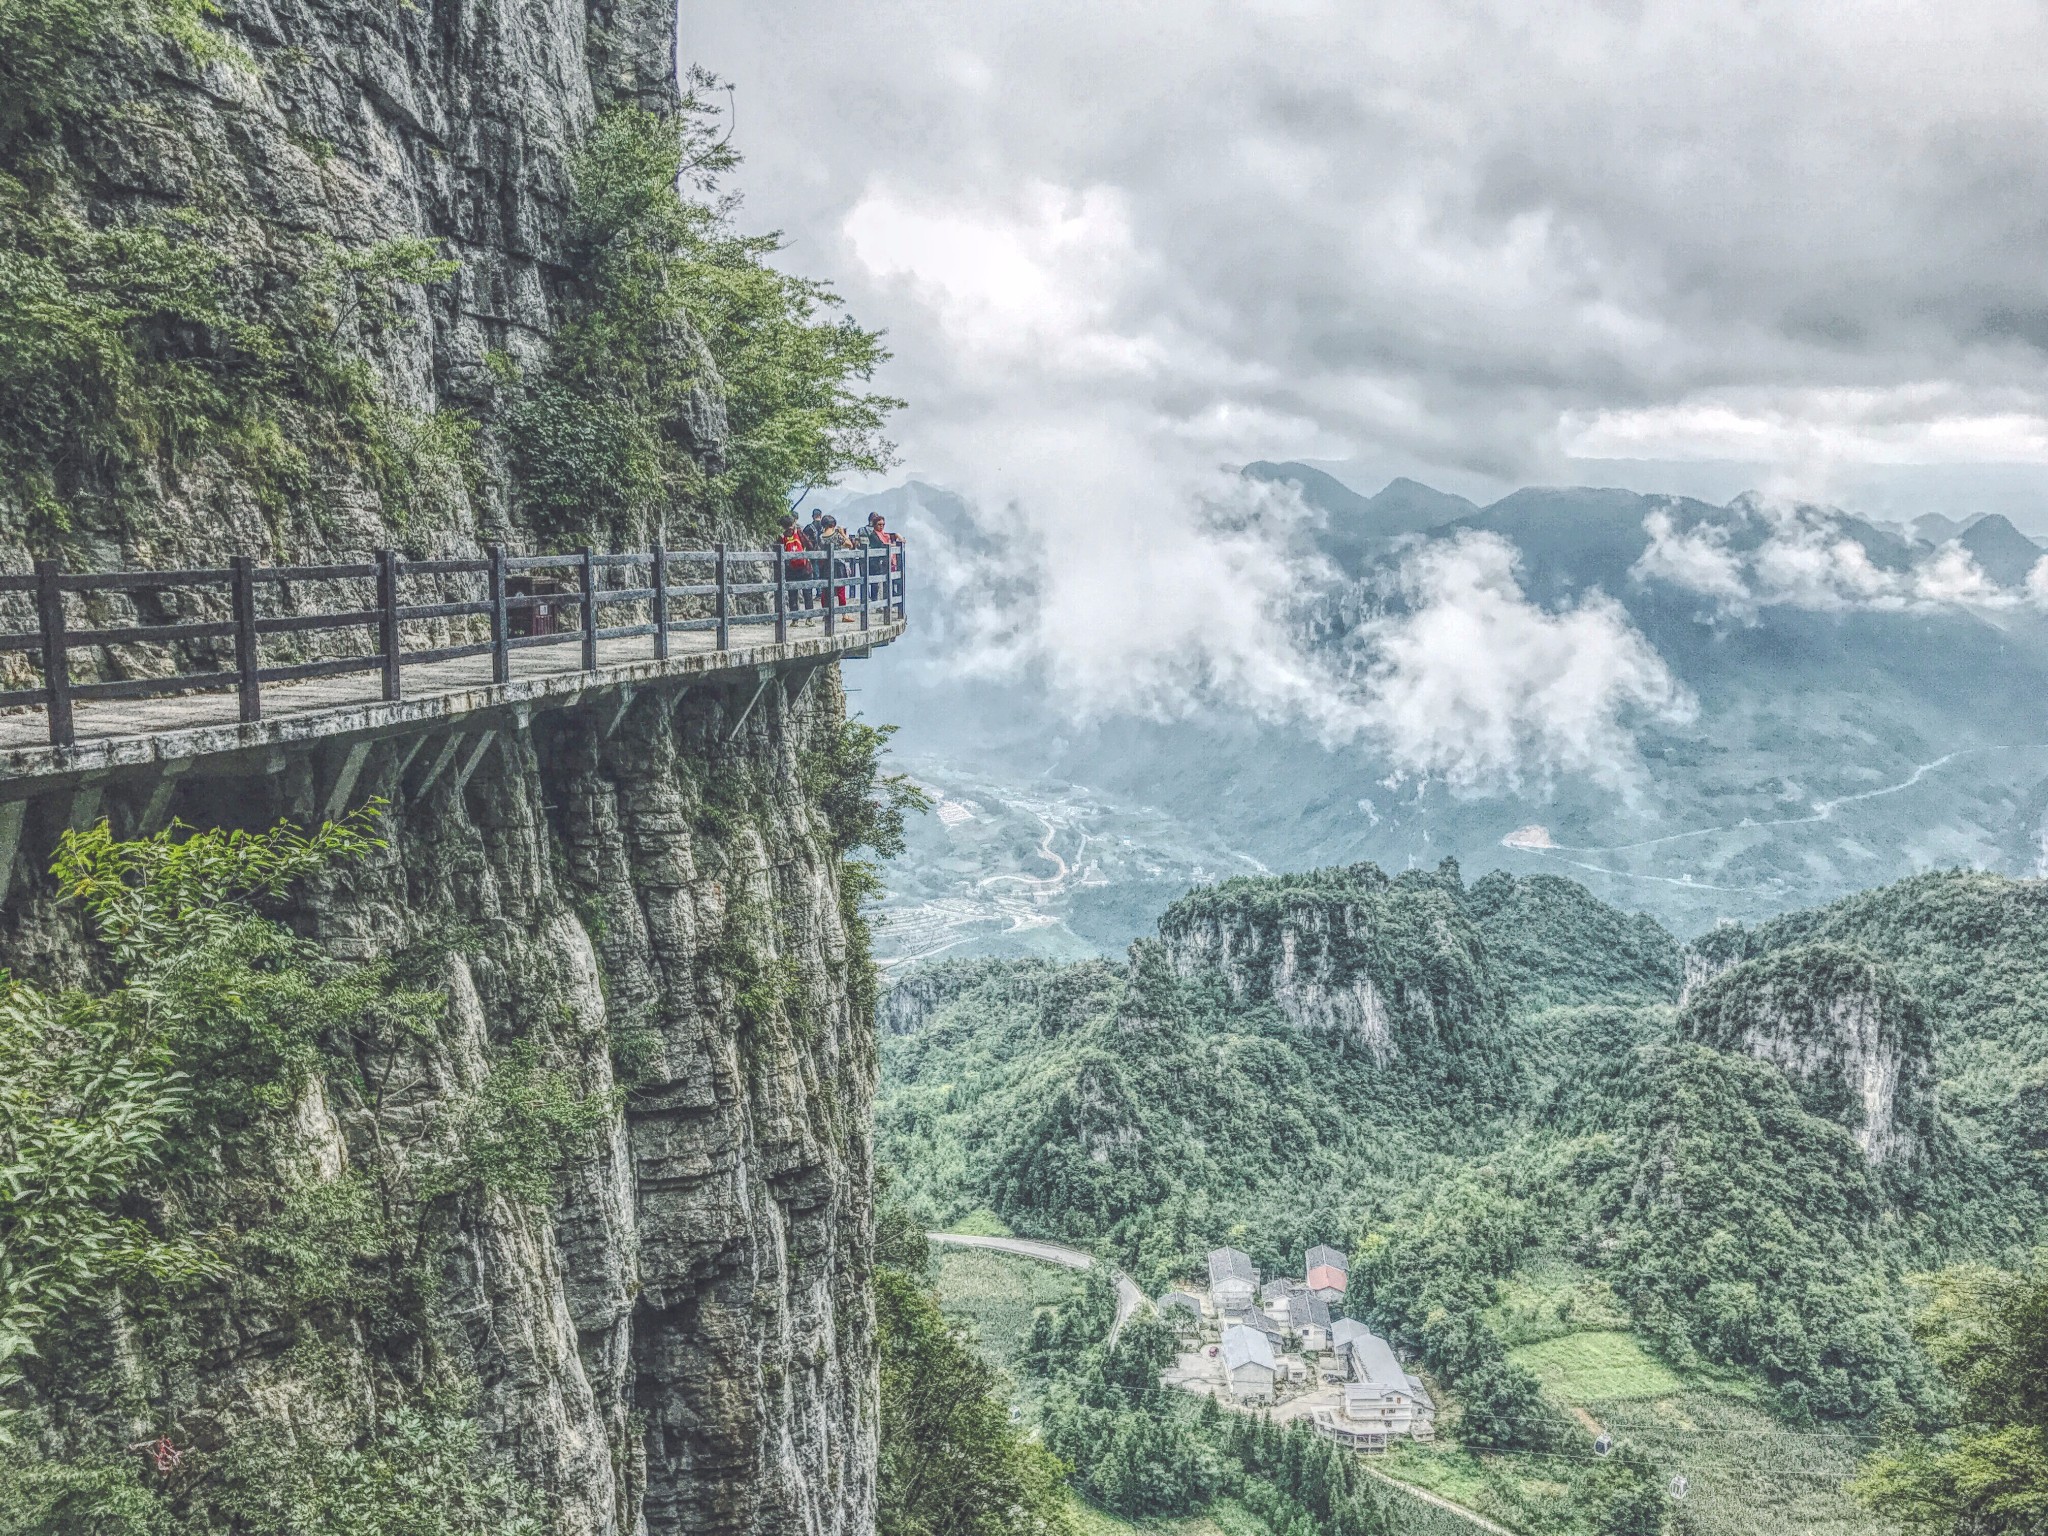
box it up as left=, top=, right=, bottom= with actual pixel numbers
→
left=1507, top=1331, right=1685, bottom=1402
left=1366, top=1319, right=1893, bottom=1536
left=1066, top=1496, right=1241, bottom=1535
left=946, top=1207, right=1014, bottom=1237
left=932, top=1246, right=1086, bottom=1376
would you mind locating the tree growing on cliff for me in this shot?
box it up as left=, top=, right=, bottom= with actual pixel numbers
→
left=510, top=70, right=902, bottom=545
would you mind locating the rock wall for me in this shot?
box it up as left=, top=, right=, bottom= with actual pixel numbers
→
left=11, top=0, right=720, bottom=563
left=1155, top=866, right=1509, bottom=1087
left=6, top=672, right=879, bottom=1536
left=1677, top=941, right=1937, bottom=1171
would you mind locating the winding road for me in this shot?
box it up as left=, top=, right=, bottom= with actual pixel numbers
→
left=927, top=1232, right=1148, bottom=1343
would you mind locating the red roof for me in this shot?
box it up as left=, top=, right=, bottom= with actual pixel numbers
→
left=1307, top=1264, right=1348, bottom=1293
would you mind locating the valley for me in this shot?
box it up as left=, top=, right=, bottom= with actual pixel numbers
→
left=852, top=473, right=2048, bottom=962
left=882, top=855, right=2048, bottom=1535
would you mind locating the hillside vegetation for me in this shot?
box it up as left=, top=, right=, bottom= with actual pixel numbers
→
left=883, top=861, right=2048, bottom=1534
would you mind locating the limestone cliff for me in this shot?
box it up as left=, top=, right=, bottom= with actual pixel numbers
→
left=1156, top=863, right=1509, bottom=1092
left=1677, top=942, right=1937, bottom=1171
left=6, top=673, right=880, bottom=1536
left=0, top=4, right=884, bottom=1532
left=2, top=0, right=721, bottom=562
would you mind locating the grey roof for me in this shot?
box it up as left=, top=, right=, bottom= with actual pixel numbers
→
left=1207, top=1248, right=1256, bottom=1290
left=1159, top=1291, right=1202, bottom=1315
left=1306, top=1244, right=1349, bottom=1273
left=1261, top=1276, right=1302, bottom=1304
left=1247, top=1311, right=1287, bottom=1341
left=1331, top=1318, right=1369, bottom=1351
left=1288, top=1292, right=1332, bottom=1328
left=1221, top=1324, right=1276, bottom=1373
left=1351, top=1328, right=1409, bottom=1390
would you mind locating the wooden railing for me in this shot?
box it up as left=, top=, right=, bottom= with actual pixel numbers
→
left=0, top=541, right=907, bottom=747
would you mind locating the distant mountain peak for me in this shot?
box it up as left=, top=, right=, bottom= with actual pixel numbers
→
left=1956, top=512, right=2047, bottom=587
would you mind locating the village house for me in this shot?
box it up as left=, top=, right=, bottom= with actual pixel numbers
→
left=1158, top=1291, right=1204, bottom=1331
left=1287, top=1291, right=1332, bottom=1352
left=1220, top=1323, right=1277, bottom=1403
left=1207, top=1248, right=1257, bottom=1317
left=1243, top=1309, right=1289, bottom=1354
left=1306, top=1244, right=1349, bottom=1302
left=1334, top=1324, right=1435, bottom=1443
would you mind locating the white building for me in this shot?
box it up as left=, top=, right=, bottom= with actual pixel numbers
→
left=1207, top=1248, right=1257, bottom=1317
left=1287, top=1291, right=1332, bottom=1352
left=1338, top=1327, right=1435, bottom=1442
left=1220, top=1323, right=1277, bottom=1402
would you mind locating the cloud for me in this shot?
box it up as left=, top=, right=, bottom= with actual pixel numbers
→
left=687, top=1, right=2048, bottom=787
left=1350, top=532, right=1694, bottom=793
left=1633, top=500, right=2040, bottom=614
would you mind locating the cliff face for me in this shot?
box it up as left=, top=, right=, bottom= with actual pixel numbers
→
left=2, top=6, right=882, bottom=1532
left=1677, top=942, right=1937, bottom=1171
left=8, top=0, right=718, bottom=561
left=1156, top=865, right=1509, bottom=1089
left=9, top=676, right=879, bottom=1536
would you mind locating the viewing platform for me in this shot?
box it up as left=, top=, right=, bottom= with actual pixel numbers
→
left=0, top=542, right=906, bottom=786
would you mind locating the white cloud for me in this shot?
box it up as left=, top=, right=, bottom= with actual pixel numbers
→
left=1633, top=499, right=2040, bottom=614
left=2026, top=555, right=2048, bottom=607
left=1351, top=532, right=1693, bottom=793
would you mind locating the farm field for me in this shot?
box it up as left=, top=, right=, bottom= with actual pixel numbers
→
left=1066, top=1496, right=1241, bottom=1535
left=1507, top=1331, right=1685, bottom=1402
left=931, top=1245, right=1086, bottom=1379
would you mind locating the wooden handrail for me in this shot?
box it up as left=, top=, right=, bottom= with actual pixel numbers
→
left=6, top=539, right=908, bottom=747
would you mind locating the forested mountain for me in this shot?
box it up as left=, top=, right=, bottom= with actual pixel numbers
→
left=881, top=861, right=2048, bottom=1532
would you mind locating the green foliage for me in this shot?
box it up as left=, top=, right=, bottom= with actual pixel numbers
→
left=0, top=1400, right=539, bottom=1536
left=876, top=1267, right=1077, bottom=1536
left=0, top=809, right=385, bottom=1438
left=424, top=1041, right=615, bottom=1206
left=1464, top=870, right=1682, bottom=1014
left=1564, top=1042, right=1934, bottom=1422
left=1853, top=1257, right=2048, bottom=1534
left=510, top=79, right=901, bottom=544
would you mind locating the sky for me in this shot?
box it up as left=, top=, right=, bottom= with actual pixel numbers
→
left=687, top=1, right=2048, bottom=784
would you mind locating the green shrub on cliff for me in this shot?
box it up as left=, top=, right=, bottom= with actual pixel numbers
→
left=0, top=812, right=605, bottom=1531
left=509, top=74, right=902, bottom=544
left=0, top=810, right=383, bottom=1436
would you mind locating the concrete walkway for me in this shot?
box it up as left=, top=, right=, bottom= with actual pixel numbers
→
left=927, top=1232, right=1149, bottom=1343
left=0, top=616, right=903, bottom=782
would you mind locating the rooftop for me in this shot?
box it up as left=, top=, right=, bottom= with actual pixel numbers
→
left=1221, top=1324, right=1277, bottom=1373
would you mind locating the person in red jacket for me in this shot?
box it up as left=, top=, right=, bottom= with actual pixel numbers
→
left=779, top=512, right=812, bottom=610
left=864, top=511, right=901, bottom=603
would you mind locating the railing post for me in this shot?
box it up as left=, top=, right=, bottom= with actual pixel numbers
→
left=823, top=546, right=836, bottom=638
left=488, top=544, right=509, bottom=684
left=897, top=540, right=908, bottom=623
left=715, top=541, right=729, bottom=650
left=860, top=540, right=871, bottom=632
left=231, top=554, right=260, bottom=723
left=652, top=542, right=669, bottom=661
left=35, top=559, right=72, bottom=748
left=579, top=547, right=597, bottom=671
left=376, top=548, right=402, bottom=701
left=774, top=545, right=788, bottom=645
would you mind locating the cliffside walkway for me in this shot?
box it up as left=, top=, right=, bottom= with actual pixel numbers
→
left=0, top=542, right=905, bottom=781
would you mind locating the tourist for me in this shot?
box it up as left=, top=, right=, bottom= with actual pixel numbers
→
left=780, top=513, right=812, bottom=610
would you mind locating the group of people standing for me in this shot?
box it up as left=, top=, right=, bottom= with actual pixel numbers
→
left=777, top=507, right=901, bottom=610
